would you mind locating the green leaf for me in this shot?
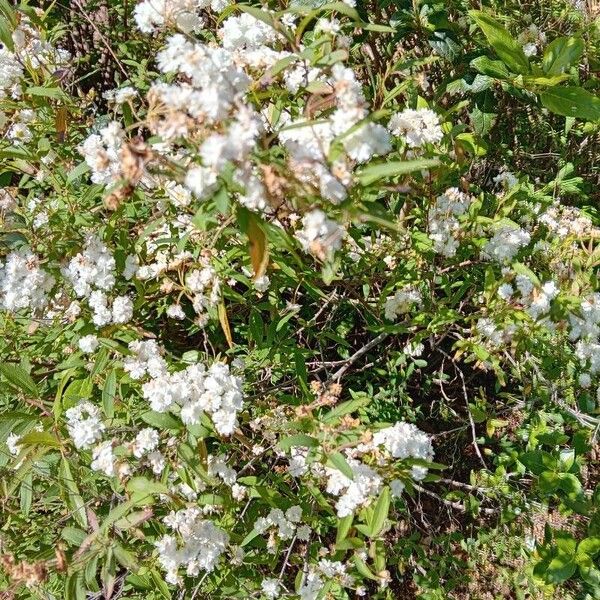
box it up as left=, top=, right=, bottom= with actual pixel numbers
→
left=336, top=514, right=353, bottom=544
left=67, top=161, right=90, bottom=184
left=578, top=537, right=600, bottom=558
left=469, top=11, right=529, bottom=75
left=542, top=36, right=584, bottom=76
left=357, top=159, right=440, bottom=185
left=20, top=472, right=33, bottom=517
left=140, top=410, right=182, bottom=431
left=278, top=433, right=319, bottom=451
left=19, top=431, right=61, bottom=447
left=150, top=569, right=171, bottom=599
left=540, top=86, right=600, bottom=121
left=470, top=55, right=511, bottom=79
left=0, top=363, right=40, bottom=397
left=102, top=369, right=117, bottom=419
left=326, top=451, right=354, bottom=480
left=545, top=554, right=576, bottom=584
left=60, top=457, right=88, bottom=529
left=25, top=86, right=69, bottom=101
left=368, top=486, right=390, bottom=537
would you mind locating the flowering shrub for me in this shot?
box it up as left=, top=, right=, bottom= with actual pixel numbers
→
left=1, top=0, right=600, bottom=598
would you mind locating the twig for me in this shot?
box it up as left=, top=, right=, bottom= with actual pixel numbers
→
left=413, top=484, right=498, bottom=516
left=328, top=332, right=389, bottom=382
left=72, top=0, right=129, bottom=80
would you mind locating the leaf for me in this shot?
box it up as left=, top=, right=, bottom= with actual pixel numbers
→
left=218, top=302, right=234, bottom=349
left=20, top=472, right=33, bottom=517
left=25, top=86, right=69, bottom=100
left=336, top=514, right=353, bottom=544
left=470, top=105, right=497, bottom=136
left=578, top=537, right=600, bottom=558
left=469, top=11, right=529, bottom=75
left=278, top=434, right=319, bottom=450
left=247, top=214, right=269, bottom=280
left=470, top=55, right=511, bottom=79
left=542, top=36, right=584, bottom=76
left=326, top=451, right=354, bottom=480
left=67, top=161, right=90, bottom=184
left=113, top=543, right=139, bottom=573
left=545, top=554, right=576, bottom=584
left=19, top=431, right=61, bottom=447
left=60, top=457, right=88, bottom=529
left=102, top=370, right=117, bottom=419
left=150, top=569, right=172, bottom=599
left=357, top=159, right=440, bottom=185
left=321, top=396, right=370, bottom=423
left=368, top=486, right=390, bottom=537
left=0, top=363, right=40, bottom=397
left=140, top=411, right=182, bottom=431
left=540, top=86, right=600, bottom=121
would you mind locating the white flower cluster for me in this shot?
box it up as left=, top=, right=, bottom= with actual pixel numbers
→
left=295, top=209, right=346, bottom=261
left=372, top=421, right=434, bottom=481
left=326, top=458, right=382, bottom=517
left=539, top=203, right=594, bottom=239
left=428, top=187, right=474, bottom=256
left=384, top=286, right=422, bottom=321
left=185, top=262, right=221, bottom=320
left=65, top=401, right=105, bottom=449
left=155, top=508, right=229, bottom=584
left=498, top=274, right=559, bottom=320
left=79, top=122, right=125, bottom=185
left=64, top=235, right=133, bottom=327
left=134, top=0, right=213, bottom=34
left=482, top=224, right=531, bottom=263
left=388, top=108, right=443, bottom=148
left=254, top=506, right=309, bottom=547
left=125, top=341, right=244, bottom=436
left=0, top=250, right=54, bottom=313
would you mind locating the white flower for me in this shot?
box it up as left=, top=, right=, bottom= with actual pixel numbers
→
left=133, top=428, right=160, bottom=458
left=295, top=210, right=346, bottom=260
left=482, top=224, right=531, bottom=263
left=384, top=286, right=421, bottom=321
left=261, top=578, right=280, bottom=599
left=7, top=432, right=21, bottom=456
left=66, top=401, right=105, bottom=449
left=0, top=250, right=54, bottom=313
left=78, top=334, right=99, bottom=353
left=155, top=508, right=229, bottom=584
left=112, top=295, right=134, bottom=324
left=91, top=440, right=116, bottom=476
left=388, top=108, right=443, bottom=148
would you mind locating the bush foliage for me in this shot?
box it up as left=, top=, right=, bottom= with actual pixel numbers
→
left=1, top=0, right=600, bottom=598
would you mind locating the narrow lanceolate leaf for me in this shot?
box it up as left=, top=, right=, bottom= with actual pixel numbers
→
left=326, top=451, right=354, bottom=480
left=540, top=86, right=600, bottom=121
left=60, top=457, right=88, bottom=529
left=357, top=159, right=439, bottom=185
left=247, top=213, right=269, bottom=280
left=0, top=363, right=40, bottom=397
left=102, top=369, right=117, bottom=419
left=469, top=11, right=530, bottom=75
left=368, top=486, right=390, bottom=537
left=218, top=302, right=234, bottom=349
left=20, top=472, right=33, bottom=517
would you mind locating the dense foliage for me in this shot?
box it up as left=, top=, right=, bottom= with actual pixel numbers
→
left=1, top=0, right=600, bottom=598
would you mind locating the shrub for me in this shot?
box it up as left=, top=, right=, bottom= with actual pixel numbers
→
left=1, top=0, right=600, bottom=598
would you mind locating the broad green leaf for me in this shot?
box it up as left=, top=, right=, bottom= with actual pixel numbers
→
left=542, top=36, right=584, bottom=75
left=326, top=451, right=354, bottom=480
left=470, top=55, right=511, bottom=79
left=578, top=537, right=600, bottom=558
left=19, top=431, right=61, bottom=447
left=545, top=554, right=576, bottom=584
left=336, top=514, right=353, bottom=544
left=368, top=486, right=390, bottom=537
left=357, top=159, right=439, bottom=185
left=278, top=434, right=319, bottom=450
left=26, top=86, right=70, bottom=100
left=0, top=363, right=40, bottom=397
left=540, top=86, right=600, bottom=121
left=469, top=11, right=529, bottom=75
